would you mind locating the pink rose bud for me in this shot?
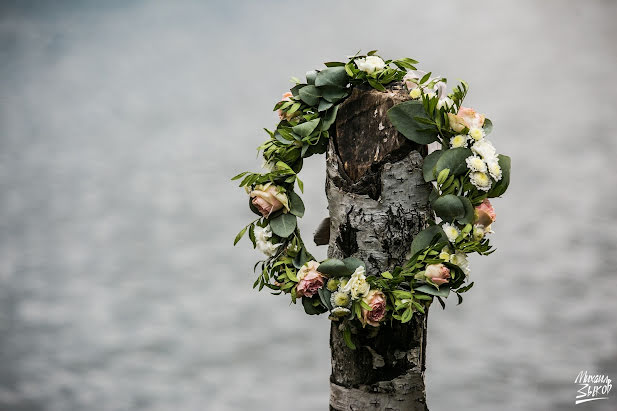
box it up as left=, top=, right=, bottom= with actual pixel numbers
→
left=361, top=290, right=387, bottom=327
left=457, top=106, right=485, bottom=130
left=425, top=263, right=450, bottom=286
left=278, top=92, right=295, bottom=120
left=249, top=183, right=289, bottom=218
left=474, top=198, right=496, bottom=228
left=296, top=261, right=325, bottom=298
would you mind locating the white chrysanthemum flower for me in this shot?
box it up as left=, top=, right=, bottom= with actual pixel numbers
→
left=469, top=127, right=485, bottom=141
left=486, top=158, right=502, bottom=181
left=450, top=134, right=468, bottom=148
left=451, top=251, right=471, bottom=277
left=436, top=97, right=455, bottom=111
left=442, top=223, right=460, bottom=243
left=340, top=266, right=370, bottom=300
left=330, top=307, right=351, bottom=318
left=471, top=140, right=497, bottom=160
left=326, top=278, right=339, bottom=292
left=409, top=88, right=422, bottom=99
left=470, top=171, right=492, bottom=191
left=472, top=224, right=486, bottom=241
left=254, top=226, right=279, bottom=256
left=331, top=291, right=351, bottom=308
left=439, top=250, right=451, bottom=261
left=465, top=155, right=487, bottom=173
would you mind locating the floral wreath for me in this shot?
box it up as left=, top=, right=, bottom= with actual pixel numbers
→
left=232, top=51, right=511, bottom=349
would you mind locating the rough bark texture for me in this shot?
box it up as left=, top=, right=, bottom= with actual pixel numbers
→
left=327, top=83, right=433, bottom=411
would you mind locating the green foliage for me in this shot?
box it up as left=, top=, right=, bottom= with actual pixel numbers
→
left=387, top=101, right=439, bottom=144
left=269, top=213, right=297, bottom=237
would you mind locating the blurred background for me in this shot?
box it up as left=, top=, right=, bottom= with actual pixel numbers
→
left=1, top=1, right=616, bottom=410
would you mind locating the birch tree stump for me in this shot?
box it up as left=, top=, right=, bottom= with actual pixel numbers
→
left=325, top=83, right=433, bottom=411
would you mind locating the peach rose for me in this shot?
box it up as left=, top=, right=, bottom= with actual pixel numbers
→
left=425, top=263, right=450, bottom=286
left=458, top=107, right=485, bottom=129
left=474, top=199, right=496, bottom=229
left=278, top=92, right=297, bottom=120
left=296, top=260, right=325, bottom=298
left=361, top=289, right=387, bottom=327
left=250, top=183, right=290, bottom=217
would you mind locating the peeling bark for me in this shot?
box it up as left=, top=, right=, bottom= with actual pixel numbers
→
left=326, top=83, right=433, bottom=411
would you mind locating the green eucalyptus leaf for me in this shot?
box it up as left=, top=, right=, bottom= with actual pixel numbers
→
left=318, top=99, right=333, bottom=112
left=432, top=194, right=466, bottom=222
left=387, top=101, right=438, bottom=144
left=343, top=257, right=365, bottom=273
left=288, top=191, right=305, bottom=217
left=302, top=297, right=324, bottom=315
left=435, top=147, right=472, bottom=176
left=320, top=86, right=348, bottom=103
left=292, top=118, right=320, bottom=138
left=317, top=258, right=348, bottom=277
left=315, top=66, right=348, bottom=88
left=269, top=213, right=297, bottom=237
left=411, top=225, right=447, bottom=255
left=423, top=150, right=443, bottom=182
left=321, top=105, right=339, bottom=131
left=487, top=155, right=511, bottom=197
left=414, top=284, right=451, bottom=297
left=483, top=118, right=493, bottom=135
left=318, top=288, right=333, bottom=310
left=306, top=70, right=317, bottom=85
left=298, top=85, right=321, bottom=106
left=293, top=247, right=309, bottom=269
left=458, top=196, right=475, bottom=224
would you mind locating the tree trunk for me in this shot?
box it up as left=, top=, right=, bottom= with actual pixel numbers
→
left=325, top=84, right=433, bottom=411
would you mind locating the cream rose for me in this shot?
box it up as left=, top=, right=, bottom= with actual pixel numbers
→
left=425, top=263, right=451, bottom=286
left=340, top=266, right=370, bottom=300
left=249, top=183, right=290, bottom=217
left=361, top=289, right=387, bottom=327
left=355, top=56, right=386, bottom=74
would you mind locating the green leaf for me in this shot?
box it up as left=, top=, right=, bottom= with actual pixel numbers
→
left=458, top=196, right=475, bottom=224
left=367, top=78, right=386, bottom=91
left=298, top=85, right=321, bottom=106
left=292, top=118, right=320, bottom=138
left=248, top=224, right=256, bottom=247
left=387, top=101, right=438, bottom=144
left=343, top=326, right=356, bottom=350
left=231, top=171, right=248, bottom=181
left=317, top=257, right=364, bottom=277
left=419, top=71, right=431, bottom=84
left=314, top=66, right=348, bottom=88
left=487, top=155, right=511, bottom=197
left=483, top=118, right=493, bottom=135
left=317, top=258, right=348, bottom=277
left=269, top=213, right=297, bottom=237
left=414, top=284, right=451, bottom=297
left=302, top=297, right=323, bottom=315
left=233, top=226, right=248, bottom=245
left=381, top=271, right=393, bottom=279
left=288, top=191, right=305, bottom=217
left=306, top=70, right=317, bottom=85
left=286, top=266, right=298, bottom=282
left=320, top=86, right=348, bottom=103
left=401, top=307, right=413, bottom=323
left=318, top=99, right=333, bottom=112
left=293, top=246, right=309, bottom=269
left=323, top=61, right=346, bottom=67
left=318, top=288, right=333, bottom=310
left=423, top=150, right=443, bottom=182
left=411, top=225, right=447, bottom=255
left=435, top=147, right=472, bottom=176
left=360, top=300, right=372, bottom=311
left=321, top=105, right=339, bottom=131
left=343, top=257, right=365, bottom=274
left=432, top=194, right=466, bottom=222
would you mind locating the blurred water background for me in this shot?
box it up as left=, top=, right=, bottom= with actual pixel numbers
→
left=1, top=1, right=616, bottom=410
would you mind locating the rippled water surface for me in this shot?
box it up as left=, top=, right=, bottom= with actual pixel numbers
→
left=1, top=1, right=616, bottom=410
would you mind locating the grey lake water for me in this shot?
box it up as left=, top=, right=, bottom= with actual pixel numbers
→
left=1, top=1, right=616, bottom=410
